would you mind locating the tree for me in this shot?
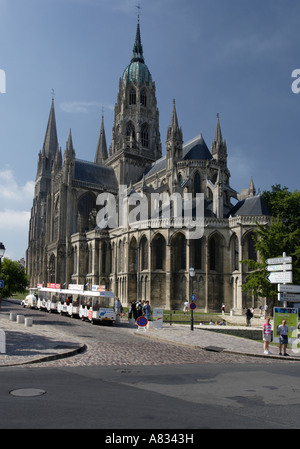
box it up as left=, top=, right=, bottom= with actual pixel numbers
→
left=242, top=185, right=300, bottom=309
left=0, top=258, right=29, bottom=303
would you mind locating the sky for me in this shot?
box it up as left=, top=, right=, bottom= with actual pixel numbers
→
left=0, top=0, right=300, bottom=261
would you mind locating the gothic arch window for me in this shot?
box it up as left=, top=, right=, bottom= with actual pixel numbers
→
left=209, top=237, right=216, bottom=271
left=172, top=233, right=186, bottom=271
left=141, top=123, right=149, bottom=148
left=246, top=232, right=257, bottom=262
left=129, top=237, right=138, bottom=273
left=129, top=88, right=136, bottom=105
left=152, top=234, right=166, bottom=270
left=232, top=234, right=239, bottom=271
left=194, top=172, right=201, bottom=194
left=77, top=193, right=97, bottom=233
left=49, top=253, right=56, bottom=283
left=141, top=89, right=147, bottom=107
left=140, top=235, right=148, bottom=271
left=126, top=122, right=136, bottom=140
left=101, top=242, right=107, bottom=274
left=193, top=238, right=202, bottom=270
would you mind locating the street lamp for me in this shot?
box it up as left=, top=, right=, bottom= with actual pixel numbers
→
left=189, top=267, right=195, bottom=331
left=0, top=242, right=5, bottom=260
left=0, top=242, right=5, bottom=308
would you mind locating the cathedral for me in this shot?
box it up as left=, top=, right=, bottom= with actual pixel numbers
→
left=26, top=17, right=270, bottom=312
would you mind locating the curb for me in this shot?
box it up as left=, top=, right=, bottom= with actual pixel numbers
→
left=0, top=344, right=87, bottom=368
left=134, top=330, right=300, bottom=362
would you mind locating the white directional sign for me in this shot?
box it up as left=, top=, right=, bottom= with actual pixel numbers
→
left=278, top=284, right=300, bottom=293
left=279, top=292, right=300, bottom=302
left=266, top=264, right=293, bottom=272
left=267, top=271, right=293, bottom=284
left=266, top=256, right=292, bottom=265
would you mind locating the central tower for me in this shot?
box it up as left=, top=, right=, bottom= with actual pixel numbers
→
left=106, top=16, right=162, bottom=186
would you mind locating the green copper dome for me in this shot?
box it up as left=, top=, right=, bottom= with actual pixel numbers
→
left=123, top=61, right=150, bottom=85
left=122, top=18, right=151, bottom=85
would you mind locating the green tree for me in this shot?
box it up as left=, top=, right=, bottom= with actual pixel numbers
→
left=242, top=185, right=300, bottom=309
left=0, top=258, right=29, bottom=303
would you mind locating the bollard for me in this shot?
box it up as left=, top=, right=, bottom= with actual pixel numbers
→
left=10, top=313, right=17, bottom=322
left=17, top=315, right=25, bottom=324
left=25, top=318, right=33, bottom=327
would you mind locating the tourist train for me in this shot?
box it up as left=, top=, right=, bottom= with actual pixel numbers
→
left=21, top=283, right=116, bottom=325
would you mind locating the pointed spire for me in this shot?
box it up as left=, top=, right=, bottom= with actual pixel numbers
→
left=214, top=113, right=223, bottom=144
left=64, top=129, right=75, bottom=162
left=94, top=115, right=108, bottom=165
left=43, top=98, right=58, bottom=158
left=167, top=99, right=182, bottom=141
left=131, top=15, right=144, bottom=63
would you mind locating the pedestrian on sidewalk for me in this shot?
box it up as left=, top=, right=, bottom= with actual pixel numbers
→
left=262, top=317, right=272, bottom=354
left=245, top=308, right=252, bottom=327
left=277, top=319, right=289, bottom=356
left=221, top=304, right=225, bottom=316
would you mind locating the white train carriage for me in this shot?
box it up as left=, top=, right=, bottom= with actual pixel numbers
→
left=80, top=291, right=115, bottom=325
left=21, top=288, right=38, bottom=309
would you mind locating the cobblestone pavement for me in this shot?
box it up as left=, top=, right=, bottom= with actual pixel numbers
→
left=1, top=300, right=299, bottom=368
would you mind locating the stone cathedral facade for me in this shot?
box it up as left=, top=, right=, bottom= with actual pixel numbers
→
left=26, top=18, right=270, bottom=312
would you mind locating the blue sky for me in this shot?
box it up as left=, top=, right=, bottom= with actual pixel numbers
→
left=0, top=0, right=300, bottom=261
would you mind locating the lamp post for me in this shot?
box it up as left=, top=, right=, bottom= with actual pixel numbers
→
left=189, top=267, right=195, bottom=331
left=0, top=242, right=6, bottom=309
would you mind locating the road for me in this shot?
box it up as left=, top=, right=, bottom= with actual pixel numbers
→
left=1, top=301, right=300, bottom=431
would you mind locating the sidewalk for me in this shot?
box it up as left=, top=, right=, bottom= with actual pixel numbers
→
left=1, top=308, right=300, bottom=367
left=0, top=311, right=86, bottom=367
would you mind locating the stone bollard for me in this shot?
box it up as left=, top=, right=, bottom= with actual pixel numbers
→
left=17, top=315, right=25, bottom=324
left=10, top=313, right=17, bottom=322
left=25, top=318, right=33, bottom=327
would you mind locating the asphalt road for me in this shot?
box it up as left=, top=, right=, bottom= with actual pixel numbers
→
left=1, top=301, right=300, bottom=431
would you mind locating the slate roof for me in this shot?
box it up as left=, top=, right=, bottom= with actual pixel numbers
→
left=182, top=134, right=213, bottom=161
left=74, top=159, right=118, bottom=190
left=228, top=195, right=270, bottom=217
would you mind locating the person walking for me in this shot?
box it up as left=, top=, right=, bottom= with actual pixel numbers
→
left=245, top=308, right=252, bottom=327
left=142, top=300, right=151, bottom=321
left=277, top=319, right=289, bottom=356
left=262, top=317, right=272, bottom=354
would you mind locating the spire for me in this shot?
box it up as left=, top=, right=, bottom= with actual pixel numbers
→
left=64, top=129, right=75, bottom=161
left=43, top=98, right=59, bottom=159
left=211, top=113, right=227, bottom=163
left=131, top=15, right=144, bottom=63
left=167, top=99, right=182, bottom=141
left=214, top=113, right=223, bottom=144
left=94, top=115, right=108, bottom=165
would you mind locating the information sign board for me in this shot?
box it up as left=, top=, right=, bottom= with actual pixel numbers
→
left=273, top=307, right=298, bottom=344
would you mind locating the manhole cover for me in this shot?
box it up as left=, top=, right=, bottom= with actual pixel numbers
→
left=10, top=389, right=46, bottom=397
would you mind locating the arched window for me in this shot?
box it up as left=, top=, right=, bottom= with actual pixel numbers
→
left=129, top=88, right=136, bottom=105
left=141, top=89, right=147, bottom=107
left=209, top=238, right=216, bottom=271
left=194, top=172, right=201, bottom=194
left=152, top=234, right=166, bottom=270
left=126, top=122, right=136, bottom=140
left=141, top=123, right=149, bottom=148
left=140, top=236, right=148, bottom=270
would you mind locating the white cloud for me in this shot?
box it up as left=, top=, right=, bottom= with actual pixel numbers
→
left=0, top=169, right=33, bottom=260
left=0, top=169, right=34, bottom=205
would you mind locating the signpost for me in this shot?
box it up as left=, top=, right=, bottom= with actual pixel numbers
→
left=0, top=281, right=4, bottom=289
left=278, top=284, right=300, bottom=294
left=136, top=316, right=148, bottom=331
left=266, top=253, right=293, bottom=308
left=279, top=292, right=300, bottom=303
left=267, top=271, right=293, bottom=284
